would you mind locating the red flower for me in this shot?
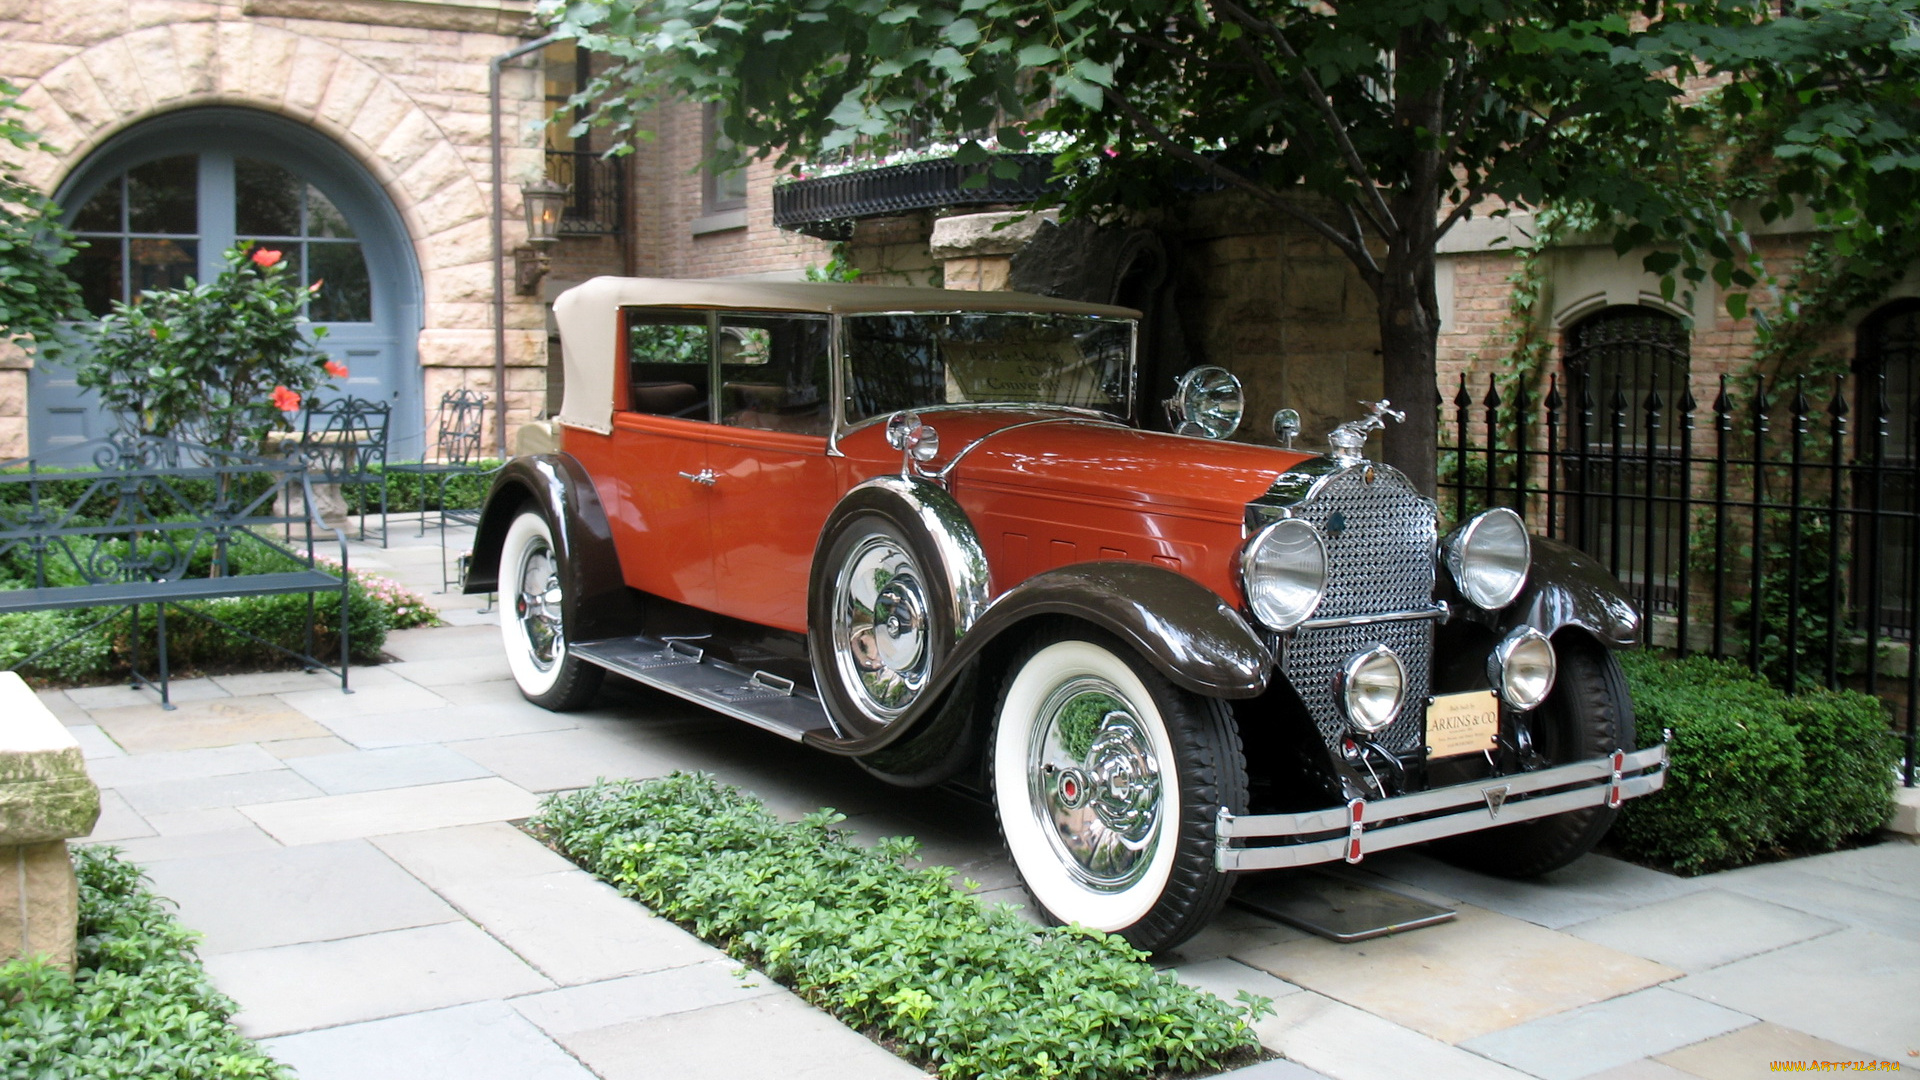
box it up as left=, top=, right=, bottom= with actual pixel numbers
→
left=309, top=278, right=325, bottom=293
left=272, top=386, right=301, bottom=412
left=252, top=248, right=284, bottom=268
left=324, top=360, right=349, bottom=379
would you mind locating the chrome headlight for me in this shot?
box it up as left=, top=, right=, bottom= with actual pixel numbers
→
left=1489, top=626, right=1556, bottom=710
left=1167, top=365, right=1244, bottom=440
left=1338, top=644, right=1406, bottom=734
left=1241, top=518, right=1328, bottom=631
left=1446, top=507, right=1531, bottom=610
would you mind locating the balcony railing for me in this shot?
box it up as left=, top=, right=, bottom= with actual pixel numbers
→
left=545, top=150, right=625, bottom=236
left=772, top=153, right=1060, bottom=239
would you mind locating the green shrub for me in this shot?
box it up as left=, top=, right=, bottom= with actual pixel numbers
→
left=1613, top=651, right=1896, bottom=874
left=0, top=847, right=291, bottom=1079
left=345, top=461, right=502, bottom=515
left=534, top=773, right=1266, bottom=1080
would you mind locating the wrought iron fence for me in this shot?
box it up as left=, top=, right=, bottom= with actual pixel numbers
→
left=1438, top=371, right=1918, bottom=785
left=544, top=150, right=624, bottom=235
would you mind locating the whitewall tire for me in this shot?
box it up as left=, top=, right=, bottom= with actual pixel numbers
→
left=499, top=507, right=602, bottom=710
left=992, top=627, right=1245, bottom=952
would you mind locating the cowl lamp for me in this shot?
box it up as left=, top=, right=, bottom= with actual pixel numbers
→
left=514, top=177, right=570, bottom=294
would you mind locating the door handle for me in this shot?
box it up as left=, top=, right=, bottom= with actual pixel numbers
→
left=678, top=469, right=718, bottom=486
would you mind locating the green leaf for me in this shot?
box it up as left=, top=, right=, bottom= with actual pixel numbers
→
left=1016, top=42, right=1061, bottom=66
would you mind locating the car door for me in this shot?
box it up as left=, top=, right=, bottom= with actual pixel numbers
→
left=704, top=312, right=841, bottom=633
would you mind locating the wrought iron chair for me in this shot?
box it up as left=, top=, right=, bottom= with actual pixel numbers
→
left=298, top=396, right=392, bottom=546
left=389, top=388, right=497, bottom=591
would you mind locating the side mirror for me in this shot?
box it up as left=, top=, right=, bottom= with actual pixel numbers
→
left=1273, top=408, right=1300, bottom=448
left=1164, top=365, right=1244, bottom=440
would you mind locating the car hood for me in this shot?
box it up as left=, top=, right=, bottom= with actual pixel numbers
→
left=925, top=413, right=1317, bottom=523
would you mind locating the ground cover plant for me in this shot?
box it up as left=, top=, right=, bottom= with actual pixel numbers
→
left=533, top=773, right=1268, bottom=1080
left=0, top=847, right=291, bottom=1079
left=1613, top=651, right=1897, bottom=874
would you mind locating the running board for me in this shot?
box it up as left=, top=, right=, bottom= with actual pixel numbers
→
left=572, top=635, right=836, bottom=742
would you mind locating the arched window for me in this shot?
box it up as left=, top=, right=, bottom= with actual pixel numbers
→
left=1561, top=305, right=1692, bottom=612
left=1855, top=299, right=1920, bottom=639
left=1855, top=298, right=1920, bottom=463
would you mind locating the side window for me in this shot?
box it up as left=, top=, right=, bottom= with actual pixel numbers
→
left=625, top=311, right=711, bottom=419
left=719, top=313, right=830, bottom=435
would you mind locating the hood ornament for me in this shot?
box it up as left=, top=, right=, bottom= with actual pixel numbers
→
left=1327, top=400, right=1405, bottom=466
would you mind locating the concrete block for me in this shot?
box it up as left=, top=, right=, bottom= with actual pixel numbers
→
left=0, top=672, right=101, bottom=844
left=928, top=209, right=1058, bottom=259
left=0, top=841, right=79, bottom=968
left=1884, top=787, right=1919, bottom=836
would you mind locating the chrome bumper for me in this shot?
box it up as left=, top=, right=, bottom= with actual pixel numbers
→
left=1214, top=745, right=1668, bottom=872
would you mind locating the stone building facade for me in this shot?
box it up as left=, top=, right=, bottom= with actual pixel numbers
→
left=1, top=0, right=560, bottom=458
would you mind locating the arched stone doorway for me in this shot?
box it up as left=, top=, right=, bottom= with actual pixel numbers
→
left=32, top=107, right=424, bottom=455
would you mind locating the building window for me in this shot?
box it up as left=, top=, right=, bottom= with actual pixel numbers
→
left=702, top=101, right=747, bottom=216
left=1855, top=298, right=1920, bottom=638
left=1561, top=305, right=1693, bottom=611
left=70, top=154, right=371, bottom=322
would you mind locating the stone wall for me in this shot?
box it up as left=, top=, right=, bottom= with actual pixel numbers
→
left=0, top=0, right=551, bottom=457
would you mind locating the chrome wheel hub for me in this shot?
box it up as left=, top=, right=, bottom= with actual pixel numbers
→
left=1029, top=676, right=1164, bottom=892
left=833, top=534, right=931, bottom=722
left=515, top=537, right=564, bottom=672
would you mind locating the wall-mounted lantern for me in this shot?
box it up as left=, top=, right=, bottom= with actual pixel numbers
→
left=514, top=177, right=571, bottom=295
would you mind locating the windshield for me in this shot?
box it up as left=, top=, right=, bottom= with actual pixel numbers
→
left=842, top=312, right=1134, bottom=425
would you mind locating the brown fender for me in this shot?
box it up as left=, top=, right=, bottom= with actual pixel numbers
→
left=463, top=454, right=642, bottom=643
left=805, top=560, right=1272, bottom=756
left=1500, top=535, right=1642, bottom=648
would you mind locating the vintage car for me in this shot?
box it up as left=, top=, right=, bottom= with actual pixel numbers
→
left=464, top=277, right=1667, bottom=952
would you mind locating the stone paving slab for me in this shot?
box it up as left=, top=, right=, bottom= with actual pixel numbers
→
left=116, top=768, right=323, bottom=816
left=86, top=695, right=332, bottom=754
left=263, top=1001, right=598, bottom=1080
left=381, top=624, right=507, bottom=663
left=67, top=677, right=232, bottom=710
left=1720, top=842, right=1920, bottom=903
left=444, top=727, right=687, bottom=793
left=1236, top=904, right=1679, bottom=1044
left=1654, top=1021, right=1896, bottom=1078
left=81, top=788, right=156, bottom=842
left=384, top=653, right=513, bottom=687
left=138, top=840, right=460, bottom=954
left=1160, top=904, right=1313, bottom=968
left=431, top=869, right=720, bottom=985
left=239, top=776, right=540, bottom=845
left=319, top=700, right=582, bottom=749
left=145, top=806, right=261, bottom=836
left=208, top=921, right=555, bottom=1037
left=280, top=680, right=451, bottom=722
left=106, top=825, right=283, bottom=863
left=260, top=735, right=357, bottom=759
left=1568, top=1063, right=1694, bottom=1080
left=85, top=742, right=285, bottom=789
left=285, top=744, right=496, bottom=794
left=1562, top=888, right=1841, bottom=972
left=1170, top=957, right=1307, bottom=1030
left=1458, top=986, right=1754, bottom=1080
left=552, top=990, right=930, bottom=1080
left=1357, top=851, right=1706, bottom=930
left=1709, top=864, right=1920, bottom=944
left=212, top=666, right=408, bottom=697
left=371, top=821, right=579, bottom=889
left=511, top=958, right=778, bottom=1036
left=32, top=687, right=91, bottom=725
left=1222, top=1060, right=1337, bottom=1080
left=1249, top=987, right=1533, bottom=1080
left=66, top=723, right=125, bottom=758
left=1669, top=928, right=1920, bottom=1064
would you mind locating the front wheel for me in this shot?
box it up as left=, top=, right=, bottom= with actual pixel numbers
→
left=991, top=627, right=1246, bottom=953
left=499, top=507, right=603, bottom=711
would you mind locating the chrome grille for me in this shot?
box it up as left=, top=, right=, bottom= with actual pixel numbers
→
left=1276, top=464, right=1439, bottom=754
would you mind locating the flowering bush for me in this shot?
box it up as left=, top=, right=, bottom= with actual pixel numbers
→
left=309, top=553, right=440, bottom=630
left=66, top=243, right=336, bottom=453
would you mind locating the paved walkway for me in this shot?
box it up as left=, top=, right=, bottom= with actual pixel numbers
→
left=45, top=517, right=1920, bottom=1079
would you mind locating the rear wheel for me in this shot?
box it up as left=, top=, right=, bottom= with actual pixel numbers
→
left=1431, top=634, right=1633, bottom=877
left=992, top=627, right=1245, bottom=953
left=499, top=508, right=603, bottom=711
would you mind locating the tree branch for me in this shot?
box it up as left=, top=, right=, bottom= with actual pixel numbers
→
left=1208, top=0, right=1401, bottom=239
left=1433, top=105, right=1577, bottom=240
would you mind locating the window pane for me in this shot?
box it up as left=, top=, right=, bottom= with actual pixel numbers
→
left=236, top=158, right=301, bottom=237
left=626, top=313, right=710, bottom=418
left=720, top=313, right=830, bottom=435
left=129, top=237, right=197, bottom=295
left=126, top=156, right=196, bottom=235
left=307, top=185, right=355, bottom=238
left=73, top=236, right=123, bottom=315
left=307, top=241, right=371, bottom=322
left=72, top=181, right=120, bottom=232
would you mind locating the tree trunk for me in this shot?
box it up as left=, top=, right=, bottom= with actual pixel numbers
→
left=1377, top=270, right=1440, bottom=496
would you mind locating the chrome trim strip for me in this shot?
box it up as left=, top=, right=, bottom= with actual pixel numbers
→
left=844, top=475, right=993, bottom=638
left=1213, top=745, right=1668, bottom=872
left=1297, top=604, right=1449, bottom=631
left=917, top=416, right=1123, bottom=481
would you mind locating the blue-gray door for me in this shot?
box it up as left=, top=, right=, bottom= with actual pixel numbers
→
left=33, top=108, right=423, bottom=456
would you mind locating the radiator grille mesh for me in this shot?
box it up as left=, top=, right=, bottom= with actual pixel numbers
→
left=1275, top=465, right=1439, bottom=754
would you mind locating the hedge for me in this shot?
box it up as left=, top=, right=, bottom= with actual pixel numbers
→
left=1613, top=651, right=1897, bottom=874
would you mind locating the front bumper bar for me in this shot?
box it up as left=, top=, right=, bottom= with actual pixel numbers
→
left=1215, top=745, right=1668, bottom=872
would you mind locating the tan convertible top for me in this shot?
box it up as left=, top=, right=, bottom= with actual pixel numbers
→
left=553, top=276, right=1139, bottom=435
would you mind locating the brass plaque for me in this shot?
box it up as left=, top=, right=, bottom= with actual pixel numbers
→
left=1426, top=691, right=1500, bottom=759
